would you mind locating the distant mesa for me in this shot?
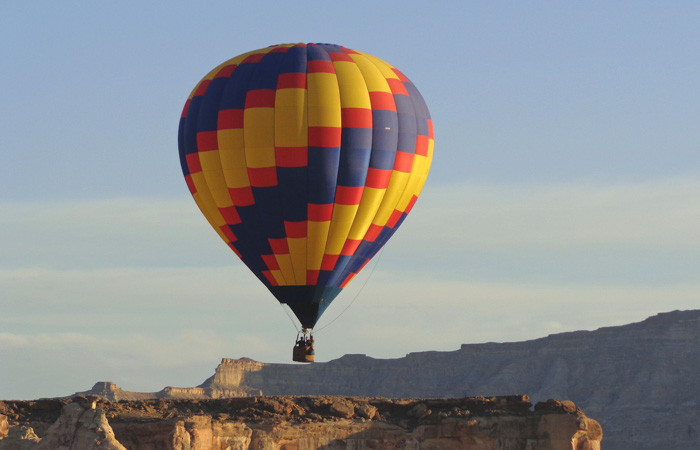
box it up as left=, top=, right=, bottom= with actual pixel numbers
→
left=69, top=309, right=700, bottom=450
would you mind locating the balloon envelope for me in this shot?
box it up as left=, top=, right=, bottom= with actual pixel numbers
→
left=178, top=43, right=433, bottom=329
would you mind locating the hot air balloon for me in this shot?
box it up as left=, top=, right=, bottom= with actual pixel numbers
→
left=178, top=43, right=433, bottom=362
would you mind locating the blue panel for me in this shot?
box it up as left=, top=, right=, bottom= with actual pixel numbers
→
left=251, top=186, right=287, bottom=239
left=277, top=167, right=308, bottom=222
left=370, top=110, right=399, bottom=153
left=405, top=81, right=432, bottom=120
left=307, top=147, right=340, bottom=204
left=177, top=117, right=189, bottom=175
left=182, top=96, right=203, bottom=156
left=337, top=130, right=371, bottom=187
left=219, top=63, right=256, bottom=110
left=326, top=254, right=353, bottom=287
left=232, top=207, right=275, bottom=256
left=307, top=44, right=331, bottom=61
left=196, top=77, right=229, bottom=132
left=279, top=45, right=307, bottom=74
left=395, top=95, right=418, bottom=154
left=405, top=82, right=430, bottom=136
left=249, top=51, right=286, bottom=90
left=368, top=148, right=397, bottom=171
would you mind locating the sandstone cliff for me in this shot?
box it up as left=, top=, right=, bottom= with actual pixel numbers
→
left=71, top=309, right=700, bottom=449
left=0, top=395, right=601, bottom=449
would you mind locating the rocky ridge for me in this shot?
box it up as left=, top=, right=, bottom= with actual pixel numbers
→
left=69, top=309, right=700, bottom=450
left=0, top=395, right=601, bottom=449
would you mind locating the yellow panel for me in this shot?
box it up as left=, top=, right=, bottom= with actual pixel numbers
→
left=347, top=187, right=386, bottom=240
left=395, top=154, right=428, bottom=211
left=308, top=106, right=341, bottom=127
left=372, top=171, right=410, bottom=226
left=274, top=254, right=295, bottom=286
left=275, top=88, right=306, bottom=108
left=330, top=203, right=358, bottom=224
left=275, top=88, right=308, bottom=148
left=244, top=146, right=276, bottom=168
left=307, top=221, right=331, bottom=270
left=244, top=108, right=275, bottom=148
left=222, top=168, right=250, bottom=188
left=198, top=150, right=222, bottom=172
left=288, top=237, right=307, bottom=285
left=270, top=270, right=286, bottom=285
left=307, top=73, right=341, bottom=127
left=308, top=73, right=341, bottom=106
left=201, top=171, right=234, bottom=208
left=350, top=54, right=393, bottom=93
left=191, top=173, right=226, bottom=230
left=359, top=52, right=400, bottom=80
left=218, top=129, right=246, bottom=169
left=333, top=61, right=372, bottom=109
left=325, top=204, right=360, bottom=254
left=325, top=221, right=354, bottom=255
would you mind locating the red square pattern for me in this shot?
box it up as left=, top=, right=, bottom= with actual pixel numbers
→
left=365, top=168, right=392, bottom=189
left=335, top=186, right=364, bottom=205
left=387, top=79, right=408, bottom=96
left=242, top=53, right=265, bottom=64
left=193, top=80, right=211, bottom=97
left=196, top=131, right=218, bottom=152
left=415, top=135, right=429, bottom=157
left=245, top=89, right=276, bottom=109
left=393, top=151, right=414, bottom=173
left=261, top=254, right=280, bottom=270
left=285, top=221, right=307, bottom=239
left=306, top=270, right=320, bottom=285
left=363, top=224, right=383, bottom=242
left=229, top=186, right=255, bottom=206
left=248, top=167, right=278, bottom=187
left=277, top=73, right=306, bottom=89
left=340, top=239, right=361, bottom=256
left=268, top=238, right=289, bottom=255
left=307, top=60, right=335, bottom=74
left=218, top=109, right=244, bottom=129
left=308, top=203, right=333, bottom=222
left=215, top=64, right=237, bottom=78
left=341, top=108, right=372, bottom=128
left=321, top=254, right=339, bottom=271
left=308, top=127, right=342, bottom=147
left=329, top=52, right=353, bottom=63
left=219, top=206, right=241, bottom=225
left=186, top=153, right=202, bottom=174
left=369, top=92, right=396, bottom=111
left=275, top=147, right=308, bottom=167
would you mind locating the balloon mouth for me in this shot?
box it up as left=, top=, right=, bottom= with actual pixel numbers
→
left=269, top=285, right=342, bottom=328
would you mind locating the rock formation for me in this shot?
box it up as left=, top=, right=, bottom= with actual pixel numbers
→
left=68, top=309, right=700, bottom=449
left=0, top=395, right=601, bottom=449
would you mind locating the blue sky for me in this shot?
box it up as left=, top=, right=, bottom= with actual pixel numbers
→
left=2, top=1, right=700, bottom=399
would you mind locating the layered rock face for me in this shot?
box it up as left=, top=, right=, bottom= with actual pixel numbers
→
left=0, top=396, right=601, bottom=450
left=71, top=309, right=700, bottom=449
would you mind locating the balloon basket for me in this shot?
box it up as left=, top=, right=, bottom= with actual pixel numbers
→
left=293, top=330, right=315, bottom=363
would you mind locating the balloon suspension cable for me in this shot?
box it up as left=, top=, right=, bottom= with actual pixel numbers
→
left=314, top=247, right=384, bottom=334
left=279, top=302, right=301, bottom=332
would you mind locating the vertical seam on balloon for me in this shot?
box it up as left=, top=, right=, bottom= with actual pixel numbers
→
left=273, top=45, right=301, bottom=285
left=306, top=43, right=339, bottom=289
left=249, top=48, right=293, bottom=286
left=324, top=46, right=374, bottom=287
